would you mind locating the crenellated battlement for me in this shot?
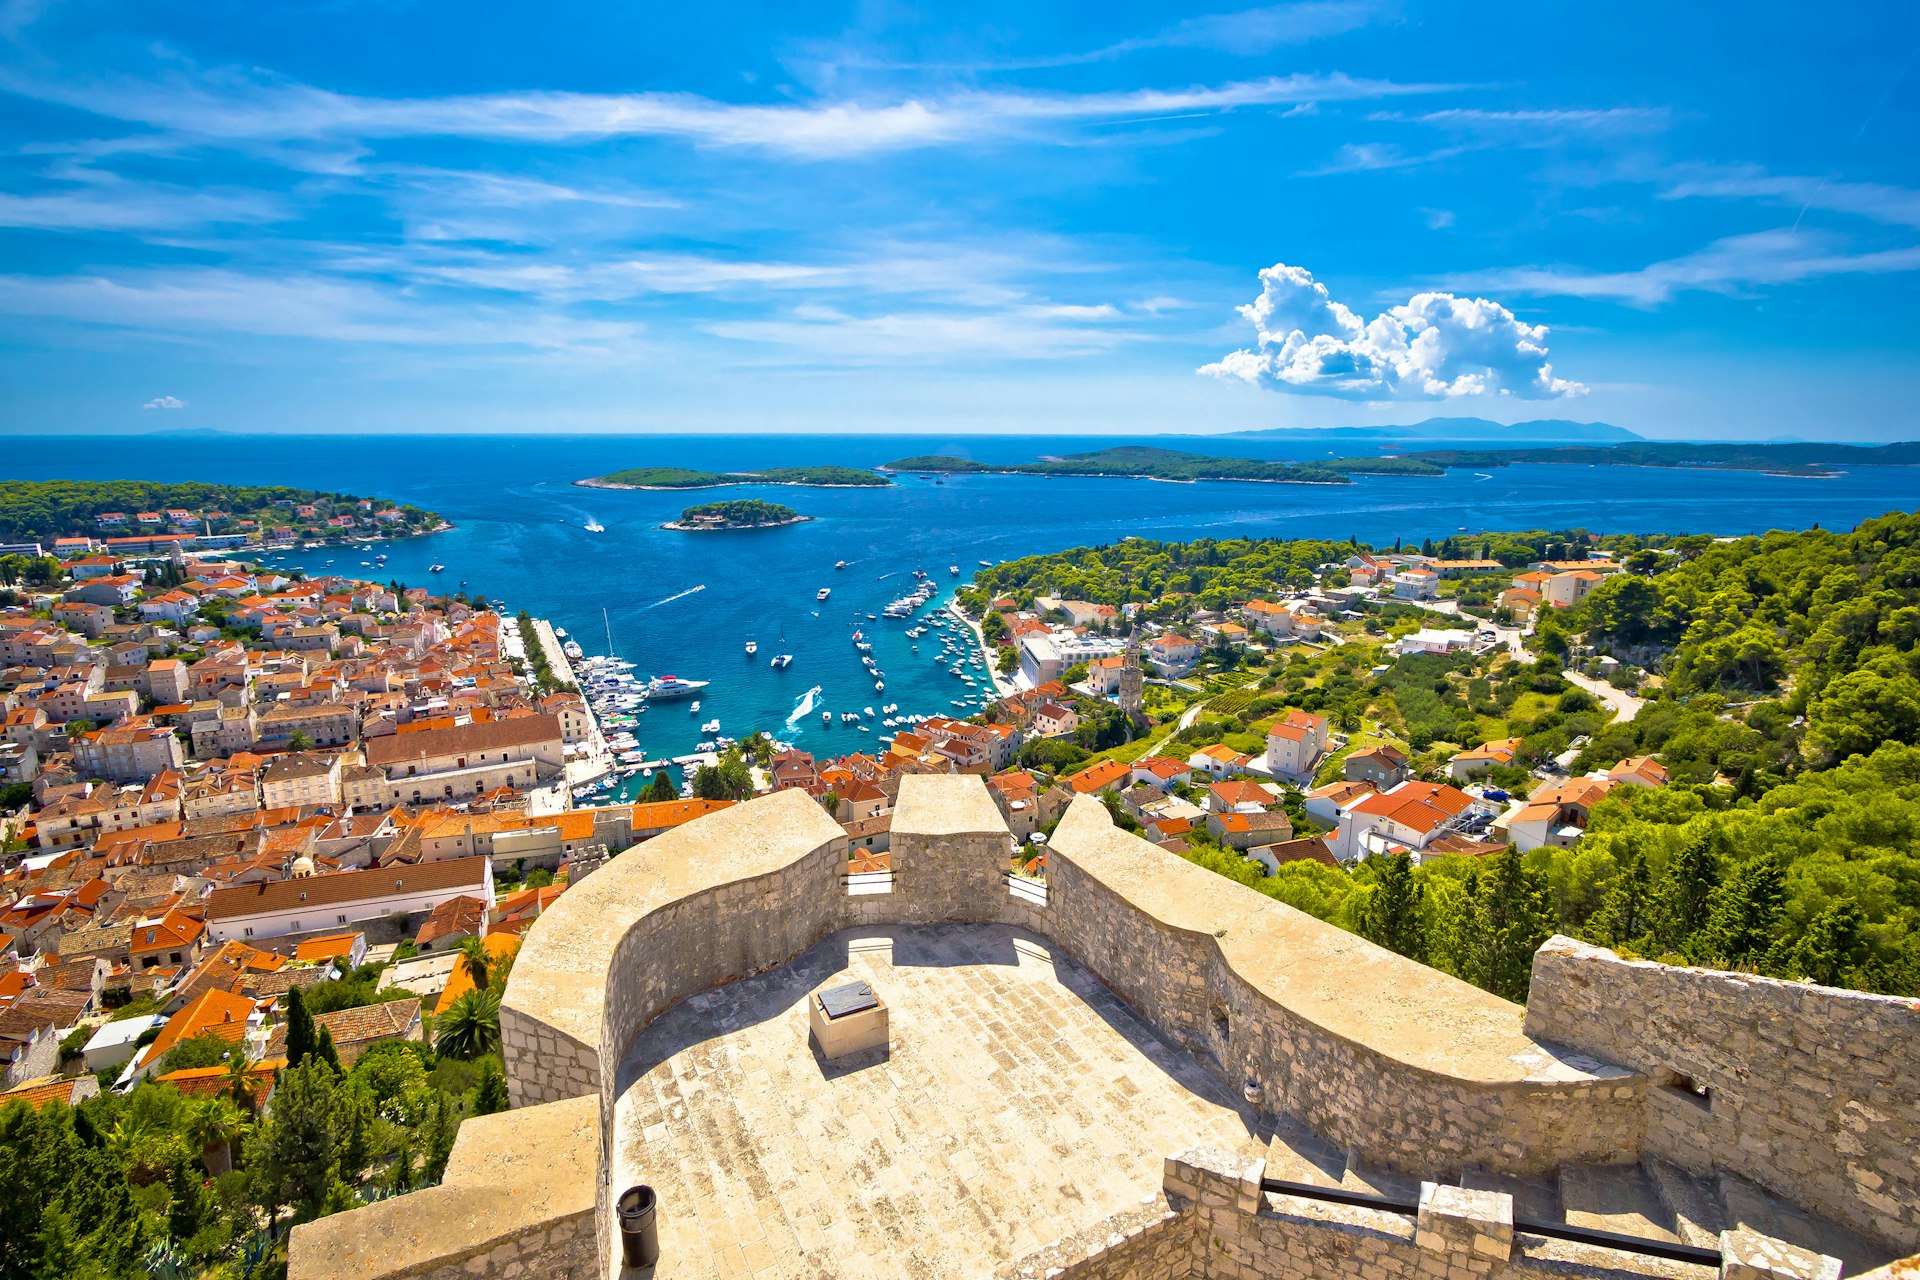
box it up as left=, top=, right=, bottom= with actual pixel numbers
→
left=288, top=777, right=1918, bottom=1280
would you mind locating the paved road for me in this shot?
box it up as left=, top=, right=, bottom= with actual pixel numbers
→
left=1565, top=670, right=1644, bottom=723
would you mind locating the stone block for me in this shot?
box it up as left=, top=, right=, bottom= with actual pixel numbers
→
left=1718, top=1228, right=1842, bottom=1280
left=1163, top=1147, right=1265, bottom=1215
left=1415, top=1181, right=1514, bottom=1261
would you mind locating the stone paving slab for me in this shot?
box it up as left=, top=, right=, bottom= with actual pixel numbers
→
left=611, top=924, right=1264, bottom=1279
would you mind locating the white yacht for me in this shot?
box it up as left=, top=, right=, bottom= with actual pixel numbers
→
left=816, top=587, right=832, bottom=601
left=770, top=653, right=794, bottom=669
left=644, top=675, right=709, bottom=700
left=745, top=639, right=758, bottom=656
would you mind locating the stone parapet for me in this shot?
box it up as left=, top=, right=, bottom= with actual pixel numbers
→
left=287, top=1095, right=598, bottom=1280
left=1044, top=795, right=1643, bottom=1176
left=1525, top=935, right=1920, bottom=1253
left=887, top=773, right=1021, bottom=924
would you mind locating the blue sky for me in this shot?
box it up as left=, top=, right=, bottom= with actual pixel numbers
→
left=2, top=1, right=1917, bottom=439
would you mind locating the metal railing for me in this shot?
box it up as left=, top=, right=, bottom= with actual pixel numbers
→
left=1005, top=870, right=1048, bottom=906
left=1257, top=1177, right=1723, bottom=1268
left=843, top=870, right=893, bottom=895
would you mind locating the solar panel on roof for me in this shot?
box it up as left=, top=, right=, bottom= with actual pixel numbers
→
left=816, top=981, right=878, bottom=1020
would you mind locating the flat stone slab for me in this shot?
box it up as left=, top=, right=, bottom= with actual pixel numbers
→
left=611, top=923, right=1262, bottom=1279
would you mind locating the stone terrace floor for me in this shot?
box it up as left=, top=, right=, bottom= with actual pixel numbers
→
left=611, top=923, right=1264, bottom=1279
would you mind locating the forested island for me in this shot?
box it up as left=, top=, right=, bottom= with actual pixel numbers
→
left=663, top=498, right=809, bottom=530
left=887, top=439, right=1920, bottom=486
left=965, top=513, right=1920, bottom=997
left=0, top=480, right=445, bottom=543
left=580, top=465, right=887, bottom=490
left=1398, top=439, right=1920, bottom=477
left=884, top=446, right=1399, bottom=484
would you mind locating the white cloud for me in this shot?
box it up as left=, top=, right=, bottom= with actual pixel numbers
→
left=142, top=394, right=184, bottom=409
left=7, top=66, right=1453, bottom=159
left=1199, top=262, right=1585, bottom=399
left=1454, top=229, right=1920, bottom=306
left=1660, top=165, right=1920, bottom=229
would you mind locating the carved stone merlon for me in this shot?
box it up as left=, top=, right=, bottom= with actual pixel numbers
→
left=1162, top=1147, right=1266, bottom=1215
left=1718, top=1228, right=1842, bottom=1280
left=1416, top=1181, right=1515, bottom=1263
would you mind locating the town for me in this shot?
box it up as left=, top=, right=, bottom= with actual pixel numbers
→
left=1, top=506, right=1915, bottom=1280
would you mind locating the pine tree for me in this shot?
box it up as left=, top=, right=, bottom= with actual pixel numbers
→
left=1356, top=852, right=1428, bottom=962
left=1653, top=829, right=1720, bottom=955
left=1789, top=899, right=1870, bottom=988
left=1471, top=849, right=1556, bottom=1002
left=421, top=1094, right=459, bottom=1185
left=1697, top=856, right=1787, bottom=970
left=283, top=987, right=317, bottom=1068
left=1590, top=849, right=1652, bottom=950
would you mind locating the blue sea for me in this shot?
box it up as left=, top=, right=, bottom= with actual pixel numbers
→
left=5, top=433, right=1916, bottom=777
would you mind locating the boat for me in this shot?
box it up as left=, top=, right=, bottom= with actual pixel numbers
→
left=949, top=565, right=958, bottom=575
left=701, top=718, right=721, bottom=734
left=770, top=653, right=794, bottom=669
left=562, top=640, right=584, bottom=660
left=644, top=675, right=709, bottom=700
left=429, top=564, right=445, bottom=573
left=979, top=560, right=992, bottom=567
left=689, top=700, right=701, bottom=714
left=834, top=560, right=848, bottom=570
left=745, top=639, right=757, bottom=656
left=816, top=588, right=832, bottom=601
left=822, top=710, right=832, bottom=724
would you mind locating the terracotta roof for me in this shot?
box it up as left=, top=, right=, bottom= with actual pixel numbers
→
left=204, top=856, right=490, bottom=921
left=292, top=933, right=362, bottom=964
left=364, top=714, right=561, bottom=767
left=1350, top=781, right=1476, bottom=836
left=416, top=895, right=487, bottom=947
left=137, top=987, right=255, bottom=1070
left=1065, top=758, right=1132, bottom=794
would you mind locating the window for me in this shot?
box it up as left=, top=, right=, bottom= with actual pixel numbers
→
left=338, top=914, right=347, bottom=925
left=1655, top=1068, right=1712, bottom=1111
left=243, top=926, right=253, bottom=938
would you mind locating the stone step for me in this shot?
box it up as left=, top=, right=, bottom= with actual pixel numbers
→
left=1644, top=1158, right=1724, bottom=1250
left=1557, top=1163, right=1678, bottom=1243
left=1461, top=1168, right=1561, bottom=1225
left=1258, top=1121, right=1420, bottom=1202
left=1718, top=1173, right=1894, bottom=1276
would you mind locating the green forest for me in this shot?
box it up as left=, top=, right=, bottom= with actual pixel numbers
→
left=0, top=955, right=510, bottom=1280
left=589, top=465, right=887, bottom=488
left=0, top=481, right=439, bottom=544
left=670, top=499, right=803, bottom=528
left=993, top=513, right=1920, bottom=999
left=885, top=445, right=1379, bottom=485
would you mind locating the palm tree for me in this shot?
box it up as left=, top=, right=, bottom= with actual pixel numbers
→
left=221, top=1049, right=259, bottom=1109
left=435, top=988, right=502, bottom=1060
left=453, top=935, right=491, bottom=991
left=184, top=1095, right=248, bottom=1176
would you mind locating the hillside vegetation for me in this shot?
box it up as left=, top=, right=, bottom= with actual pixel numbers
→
left=0, top=480, right=438, bottom=543
left=978, top=514, right=1920, bottom=997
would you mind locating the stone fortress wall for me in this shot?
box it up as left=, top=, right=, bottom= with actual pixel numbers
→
left=1526, top=936, right=1920, bottom=1253
left=289, top=777, right=1920, bottom=1280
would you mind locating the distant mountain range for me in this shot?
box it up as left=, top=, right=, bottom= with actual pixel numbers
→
left=1220, top=417, right=1643, bottom=446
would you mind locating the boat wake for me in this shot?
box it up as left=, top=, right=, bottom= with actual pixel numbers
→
left=786, top=685, right=824, bottom=728
left=645, top=584, right=707, bottom=609
left=584, top=518, right=605, bottom=532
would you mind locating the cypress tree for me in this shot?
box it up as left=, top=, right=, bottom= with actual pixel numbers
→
left=1472, top=849, right=1556, bottom=1002
left=1590, top=849, right=1652, bottom=950
left=1356, top=851, right=1428, bottom=962
left=1698, top=856, right=1787, bottom=970
left=1789, top=899, right=1869, bottom=988
left=1653, top=829, right=1720, bottom=954
left=284, top=987, right=317, bottom=1068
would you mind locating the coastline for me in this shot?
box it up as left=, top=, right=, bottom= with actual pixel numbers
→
left=660, top=515, right=814, bottom=531
left=577, top=476, right=887, bottom=492
left=947, top=598, right=1017, bottom=698
left=882, top=466, right=1354, bottom=487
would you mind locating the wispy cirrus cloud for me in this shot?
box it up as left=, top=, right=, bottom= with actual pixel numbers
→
left=3, top=65, right=1456, bottom=158
left=1449, top=229, right=1920, bottom=306
left=1659, top=164, right=1920, bottom=229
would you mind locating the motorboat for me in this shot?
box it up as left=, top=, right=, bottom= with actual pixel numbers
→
left=644, top=675, right=709, bottom=700
left=835, top=560, right=848, bottom=570
left=429, top=564, right=445, bottom=573
left=816, top=588, right=832, bottom=601
left=745, top=640, right=757, bottom=656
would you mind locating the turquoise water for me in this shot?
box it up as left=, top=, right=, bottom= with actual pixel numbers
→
left=6, top=433, right=1916, bottom=769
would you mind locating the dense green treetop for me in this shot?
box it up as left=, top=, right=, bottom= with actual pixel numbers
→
left=670, top=498, right=803, bottom=528
left=0, top=479, right=439, bottom=542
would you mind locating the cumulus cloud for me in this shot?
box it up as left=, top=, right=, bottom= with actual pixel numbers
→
left=1198, top=262, right=1585, bottom=399
left=142, top=394, right=185, bottom=409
